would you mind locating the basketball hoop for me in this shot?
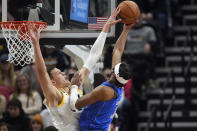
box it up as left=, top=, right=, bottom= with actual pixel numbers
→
left=0, top=21, right=47, bottom=66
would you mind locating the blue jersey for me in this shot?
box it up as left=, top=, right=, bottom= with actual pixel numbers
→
left=79, top=82, right=123, bottom=131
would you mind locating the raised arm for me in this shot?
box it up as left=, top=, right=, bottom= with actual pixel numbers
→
left=73, top=24, right=134, bottom=110
left=111, top=24, right=133, bottom=68
left=79, top=8, right=122, bottom=85
left=69, top=9, right=121, bottom=110
left=28, top=24, right=62, bottom=107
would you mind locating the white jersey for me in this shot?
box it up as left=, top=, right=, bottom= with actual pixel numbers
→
left=44, top=91, right=82, bottom=131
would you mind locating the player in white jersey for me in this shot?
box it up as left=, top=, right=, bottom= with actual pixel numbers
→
left=28, top=8, right=121, bottom=131
left=43, top=87, right=83, bottom=131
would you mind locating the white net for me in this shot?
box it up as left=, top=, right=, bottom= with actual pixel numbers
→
left=0, top=22, right=46, bottom=66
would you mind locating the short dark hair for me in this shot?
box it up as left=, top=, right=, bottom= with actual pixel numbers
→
left=8, top=98, right=22, bottom=109
left=119, top=63, right=132, bottom=80
left=112, top=62, right=132, bottom=87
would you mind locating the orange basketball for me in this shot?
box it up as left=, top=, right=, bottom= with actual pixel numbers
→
left=117, top=1, right=140, bottom=25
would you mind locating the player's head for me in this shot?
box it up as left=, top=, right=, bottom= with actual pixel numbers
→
left=48, top=68, right=71, bottom=89
left=111, top=63, right=132, bottom=87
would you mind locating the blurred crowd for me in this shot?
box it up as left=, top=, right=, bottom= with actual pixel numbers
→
left=0, top=44, right=71, bottom=131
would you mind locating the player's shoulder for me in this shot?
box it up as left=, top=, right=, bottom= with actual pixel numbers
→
left=94, top=85, right=113, bottom=92
left=93, top=85, right=115, bottom=101
left=101, top=85, right=114, bottom=91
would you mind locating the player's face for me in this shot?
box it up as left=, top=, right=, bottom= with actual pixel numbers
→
left=51, top=68, right=71, bottom=88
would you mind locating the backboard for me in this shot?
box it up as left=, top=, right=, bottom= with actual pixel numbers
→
left=0, top=0, right=121, bottom=47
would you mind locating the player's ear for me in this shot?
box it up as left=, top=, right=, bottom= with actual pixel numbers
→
left=51, top=80, right=56, bottom=85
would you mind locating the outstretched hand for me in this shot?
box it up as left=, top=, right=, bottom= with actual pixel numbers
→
left=28, top=23, right=41, bottom=45
left=103, top=8, right=122, bottom=33
left=106, top=8, right=122, bottom=27
left=71, top=72, right=82, bottom=87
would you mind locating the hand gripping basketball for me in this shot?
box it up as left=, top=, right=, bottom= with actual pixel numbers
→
left=117, top=1, right=140, bottom=25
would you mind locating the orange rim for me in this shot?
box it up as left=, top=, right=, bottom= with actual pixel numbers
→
left=0, top=21, right=47, bottom=30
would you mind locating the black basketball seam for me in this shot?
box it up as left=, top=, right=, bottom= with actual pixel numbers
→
left=118, top=11, right=130, bottom=20
left=118, top=14, right=126, bottom=20
left=123, top=2, right=137, bottom=21
left=119, top=6, right=132, bottom=18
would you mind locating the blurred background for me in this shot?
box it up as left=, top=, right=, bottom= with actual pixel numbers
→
left=0, top=0, right=197, bottom=131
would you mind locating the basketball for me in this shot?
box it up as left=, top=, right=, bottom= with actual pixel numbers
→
left=117, top=1, right=140, bottom=25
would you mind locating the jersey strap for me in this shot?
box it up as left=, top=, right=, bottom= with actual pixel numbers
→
left=57, top=93, right=66, bottom=108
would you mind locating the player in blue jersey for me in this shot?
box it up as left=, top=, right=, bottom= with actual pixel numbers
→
left=70, top=23, right=133, bottom=130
